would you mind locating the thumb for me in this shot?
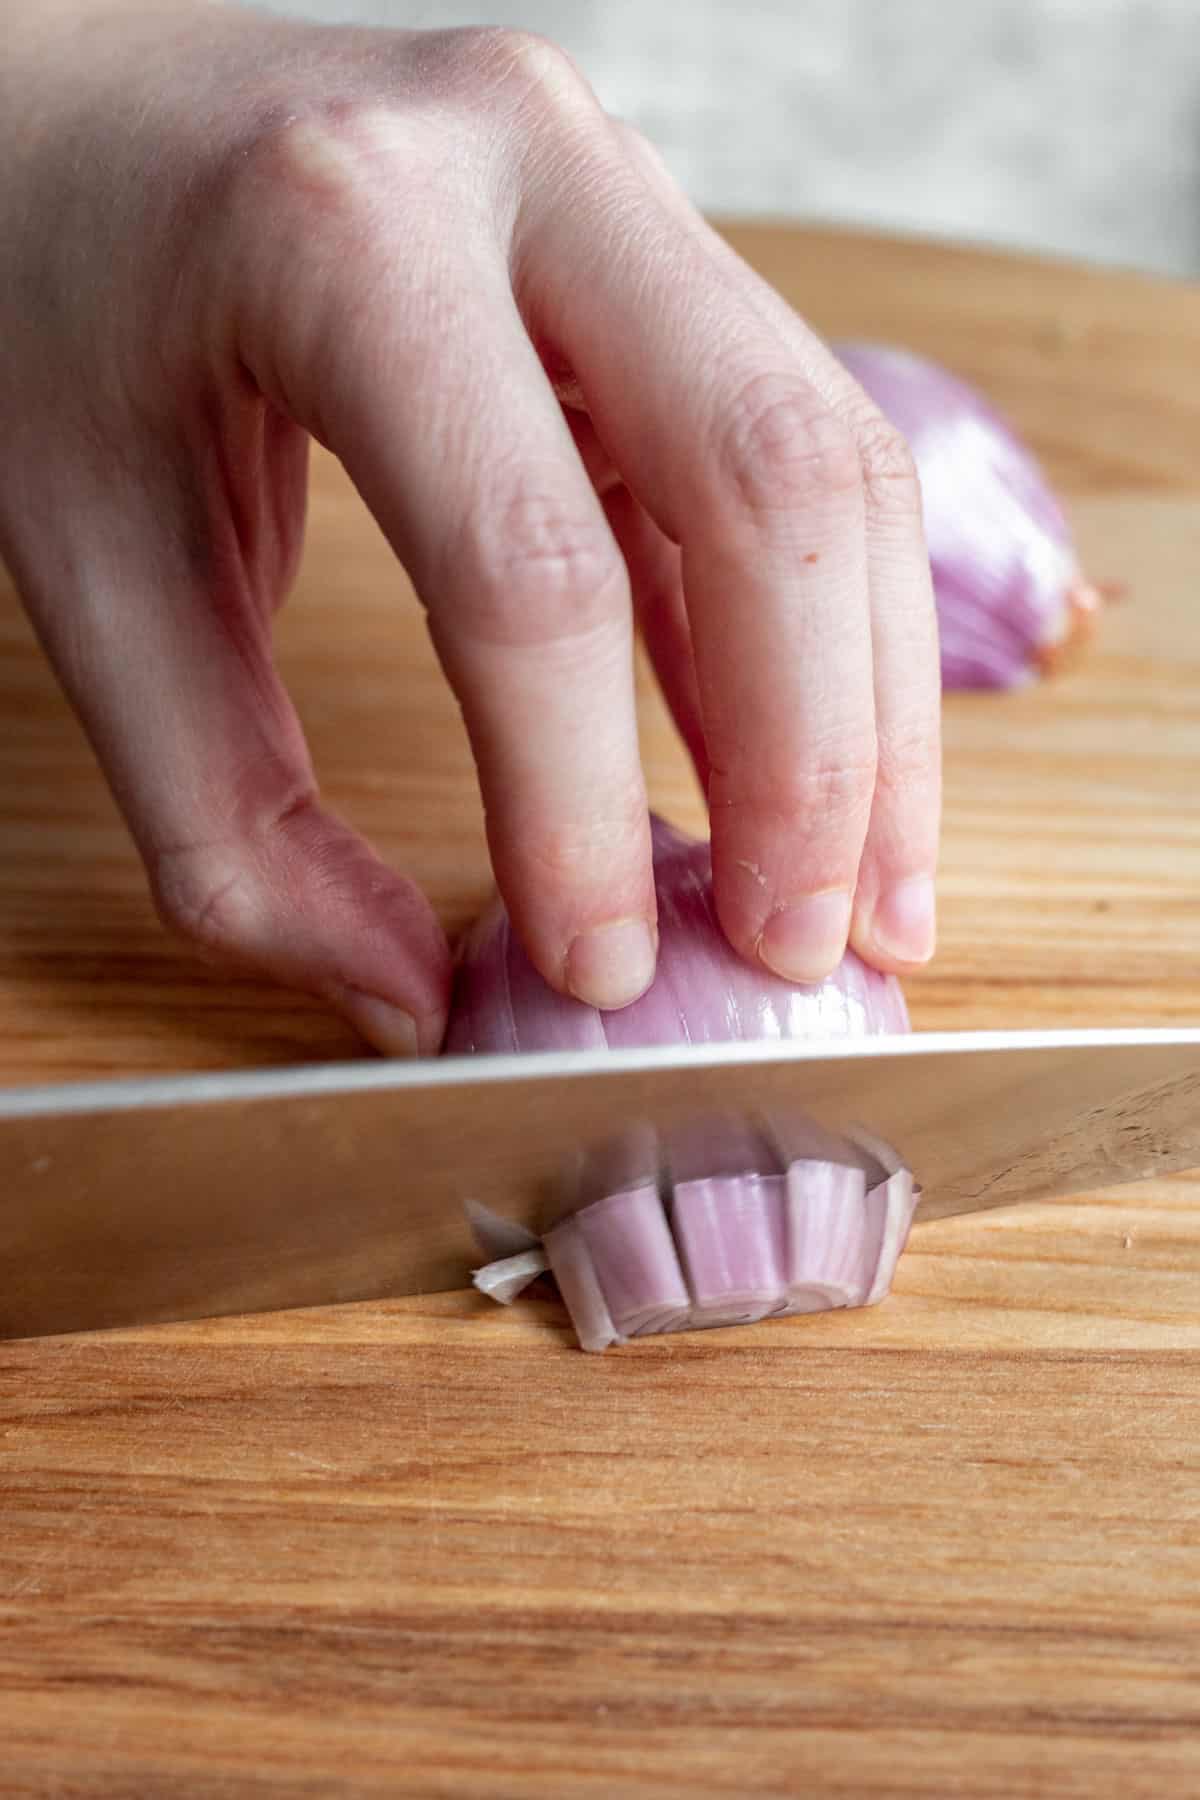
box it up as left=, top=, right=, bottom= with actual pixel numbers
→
left=6, top=461, right=451, bottom=1056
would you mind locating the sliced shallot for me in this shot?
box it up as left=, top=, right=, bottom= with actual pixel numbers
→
left=453, top=818, right=917, bottom=1352
left=468, top=1120, right=918, bottom=1354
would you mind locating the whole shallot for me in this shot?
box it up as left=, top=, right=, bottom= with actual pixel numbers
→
left=835, top=340, right=1106, bottom=689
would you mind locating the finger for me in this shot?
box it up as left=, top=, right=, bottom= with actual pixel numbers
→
left=591, top=126, right=942, bottom=967
left=521, top=155, right=878, bottom=984
left=563, top=412, right=709, bottom=789
left=602, top=461, right=940, bottom=973
left=265, top=220, right=657, bottom=1010
left=5, top=461, right=451, bottom=1057
left=840, top=403, right=942, bottom=972
left=600, top=480, right=709, bottom=792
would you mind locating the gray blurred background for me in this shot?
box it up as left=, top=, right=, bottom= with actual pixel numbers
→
left=255, top=0, right=1200, bottom=277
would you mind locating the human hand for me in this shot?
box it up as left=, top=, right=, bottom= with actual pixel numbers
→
left=0, top=0, right=940, bottom=1055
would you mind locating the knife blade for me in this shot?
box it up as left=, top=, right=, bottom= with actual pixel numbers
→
left=3, top=1027, right=1199, bottom=1341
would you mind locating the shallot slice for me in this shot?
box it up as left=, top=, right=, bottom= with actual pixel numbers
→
left=572, top=1182, right=691, bottom=1339
left=472, top=1247, right=549, bottom=1305
left=670, top=1173, right=788, bottom=1328
left=469, top=1125, right=916, bottom=1353
left=542, top=1214, right=621, bottom=1354
left=848, top=1127, right=921, bottom=1305
left=778, top=1158, right=869, bottom=1313
left=664, top=1116, right=785, bottom=1328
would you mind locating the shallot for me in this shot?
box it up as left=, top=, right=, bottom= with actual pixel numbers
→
left=835, top=340, right=1106, bottom=689
left=451, top=817, right=917, bottom=1351
left=445, top=815, right=908, bottom=1055
left=468, top=1120, right=917, bottom=1354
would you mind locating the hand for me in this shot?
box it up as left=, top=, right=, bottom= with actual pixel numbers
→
left=0, top=0, right=940, bottom=1055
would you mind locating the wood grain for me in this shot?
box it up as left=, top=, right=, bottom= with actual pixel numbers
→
left=2, top=226, right=1199, bottom=1796
left=3, top=1195, right=1200, bottom=1799
left=2, top=228, right=1199, bottom=1079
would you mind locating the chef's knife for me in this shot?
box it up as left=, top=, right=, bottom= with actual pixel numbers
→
left=3, top=1027, right=1199, bottom=1341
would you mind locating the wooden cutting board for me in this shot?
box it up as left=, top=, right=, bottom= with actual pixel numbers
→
left=2, top=225, right=1199, bottom=1797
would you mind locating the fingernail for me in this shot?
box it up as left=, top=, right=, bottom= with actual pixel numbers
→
left=757, top=889, right=852, bottom=985
left=339, top=989, right=421, bottom=1058
left=566, top=918, right=658, bottom=1011
left=870, top=875, right=937, bottom=964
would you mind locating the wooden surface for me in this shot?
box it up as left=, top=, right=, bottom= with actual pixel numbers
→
left=2, top=224, right=1199, bottom=1796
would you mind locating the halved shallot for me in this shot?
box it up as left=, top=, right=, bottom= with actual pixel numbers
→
left=450, top=818, right=916, bottom=1351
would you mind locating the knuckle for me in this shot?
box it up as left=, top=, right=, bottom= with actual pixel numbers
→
left=149, top=789, right=315, bottom=956
left=460, top=27, right=593, bottom=119
left=851, top=410, right=923, bottom=517
left=716, top=376, right=863, bottom=520
left=716, top=743, right=879, bottom=833
left=454, top=484, right=626, bottom=648
left=482, top=28, right=590, bottom=105
left=784, top=751, right=879, bottom=825
left=152, top=846, right=266, bottom=956
left=519, top=794, right=648, bottom=887
left=228, top=102, right=428, bottom=230
left=875, top=722, right=940, bottom=804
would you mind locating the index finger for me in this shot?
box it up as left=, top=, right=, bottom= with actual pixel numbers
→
left=239, top=197, right=658, bottom=1010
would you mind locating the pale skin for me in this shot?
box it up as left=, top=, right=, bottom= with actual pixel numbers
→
left=1, top=0, right=941, bottom=1057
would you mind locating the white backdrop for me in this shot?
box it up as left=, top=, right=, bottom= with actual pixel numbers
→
left=251, top=0, right=1200, bottom=277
